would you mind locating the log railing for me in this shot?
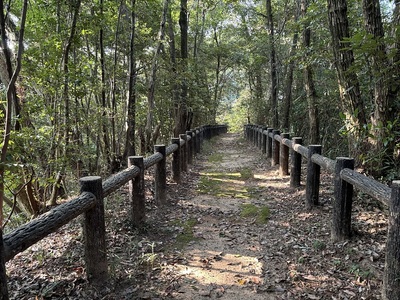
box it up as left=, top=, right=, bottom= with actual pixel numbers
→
left=0, top=124, right=228, bottom=296
left=244, top=124, right=398, bottom=300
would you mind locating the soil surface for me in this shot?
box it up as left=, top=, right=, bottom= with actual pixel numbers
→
left=6, top=133, right=387, bottom=299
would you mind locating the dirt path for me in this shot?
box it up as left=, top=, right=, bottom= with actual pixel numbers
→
left=6, top=132, right=386, bottom=299
left=164, top=133, right=276, bottom=299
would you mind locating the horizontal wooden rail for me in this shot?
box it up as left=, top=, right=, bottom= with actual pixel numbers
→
left=4, top=192, right=96, bottom=261
left=166, top=143, right=179, bottom=156
left=311, top=153, right=336, bottom=173
left=103, top=165, right=140, bottom=197
left=340, top=168, right=391, bottom=205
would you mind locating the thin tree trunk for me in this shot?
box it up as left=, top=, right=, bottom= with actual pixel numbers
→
left=167, top=5, right=180, bottom=132
left=174, top=0, right=189, bottom=136
left=212, top=26, right=221, bottom=124
left=124, top=0, right=137, bottom=160
left=145, top=0, right=169, bottom=152
left=0, top=1, right=28, bottom=297
left=99, top=0, right=111, bottom=169
left=281, top=0, right=299, bottom=131
left=301, top=0, right=319, bottom=144
left=63, top=0, right=81, bottom=157
left=266, top=0, right=278, bottom=128
left=110, top=1, right=123, bottom=172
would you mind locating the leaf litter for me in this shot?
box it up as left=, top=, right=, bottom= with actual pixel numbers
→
left=5, top=133, right=386, bottom=299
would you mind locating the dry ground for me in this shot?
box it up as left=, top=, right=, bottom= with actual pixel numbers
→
left=5, top=133, right=387, bottom=299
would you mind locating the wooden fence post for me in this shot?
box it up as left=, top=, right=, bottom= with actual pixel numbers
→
left=253, top=125, right=257, bottom=146
left=80, top=176, right=108, bottom=284
left=171, top=138, right=181, bottom=183
left=383, top=180, right=400, bottom=300
left=179, top=134, right=188, bottom=172
left=200, top=127, right=204, bottom=151
left=0, top=228, right=9, bottom=300
left=258, top=126, right=262, bottom=150
left=154, top=145, right=166, bottom=206
left=262, top=126, right=267, bottom=155
left=195, top=128, right=201, bottom=153
left=187, top=131, right=193, bottom=164
left=331, top=157, right=354, bottom=241
left=271, top=130, right=281, bottom=166
left=280, top=133, right=290, bottom=176
left=128, top=156, right=145, bottom=227
left=290, top=137, right=302, bottom=187
left=192, top=130, right=198, bottom=157
left=267, top=128, right=273, bottom=159
left=306, top=145, right=322, bottom=210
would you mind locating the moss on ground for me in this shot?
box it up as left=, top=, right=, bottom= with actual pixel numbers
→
left=170, top=218, right=198, bottom=249
left=240, top=203, right=270, bottom=224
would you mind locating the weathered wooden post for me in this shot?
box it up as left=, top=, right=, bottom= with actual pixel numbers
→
left=271, top=130, right=281, bottom=166
left=262, top=127, right=267, bottom=155
left=256, top=126, right=260, bottom=147
left=128, top=156, right=145, bottom=227
left=200, top=127, right=204, bottom=149
left=383, top=181, right=400, bottom=300
left=171, top=138, right=181, bottom=183
left=280, top=133, right=290, bottom=176
left=0, top=228, right=9, bottom=300
left=154, top=145, right=167, bottom=205
left=254, top=125, right=259, bottom=148
left=80, top=176, right=108, bottom=284
left=192, top=130, right=198, bottom=157
left=267, top=128, right=273, bottom=159
left=290, top=137, right=302, bottom=187
left=258, top=126, right=263, bottom=150
left=180, top=134, right=188, bottom=172
left=251, top=125, right=255, bottom=145
left=195, top=128, right=201, bottom=153
left=187, top=131, right=193, bottom=164
left=331, top=157, right=354, bottom=241
left=305, top=145, right=322, bottom=210
left=252, top=125, right=257, bottom=146
left=252, top=125, right=255, bottom=144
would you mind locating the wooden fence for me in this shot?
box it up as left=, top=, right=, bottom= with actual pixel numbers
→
left=0, top=124, right=228, bottom=299
left=244, top=124, right=400, bottom=300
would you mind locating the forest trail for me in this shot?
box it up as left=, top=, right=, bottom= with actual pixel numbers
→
left=6, top=132, right=386, bottom=299
left=160, top=132, right=283, bottom=299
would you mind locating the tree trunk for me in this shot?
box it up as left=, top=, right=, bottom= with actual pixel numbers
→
left=0, top=0, right=28, bottom=226
left=110, top=1, right=123, bottom=172
left=174, top=0, right=189, bottom=137
left=362, top=0, right=399, bottom=175
left=145, top=0, right=169, bottom=152
left=327, top=0, right=367, bottom=156
left=266, top=0, right=278, bottom=128
left=63, top=0, right=81, bottom=157
left=124, top=0, right=137, bottom=161
left=167, top=5, right=180, bottom=133
left=281, top=1, right=299, bottom=131
left=301, top=0, right=319, bottom=144
left=99, top=0, right=112, bottom=170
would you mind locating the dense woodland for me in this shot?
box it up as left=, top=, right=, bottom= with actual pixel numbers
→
left=0, top=0, right=398, bottom=226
